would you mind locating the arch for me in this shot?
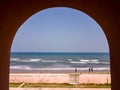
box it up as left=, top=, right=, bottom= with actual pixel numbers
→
left=0, top=0, right=120, bottom=90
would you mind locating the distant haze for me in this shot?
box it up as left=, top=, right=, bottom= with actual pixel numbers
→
left=11, top=7, right=109, bottom=52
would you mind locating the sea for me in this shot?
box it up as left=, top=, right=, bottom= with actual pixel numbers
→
left=10, top=52, right=110, bottom=73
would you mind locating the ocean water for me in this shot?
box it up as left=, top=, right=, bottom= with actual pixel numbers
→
left=10, top=52, right=110, bottom=73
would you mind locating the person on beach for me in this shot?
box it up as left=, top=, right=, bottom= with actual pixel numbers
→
left=89, top=67, right=91, bottom=72
left=91, top=67, right=93, bottom=72
left=75, top=68, right=77, bottom=72
left=89, top=67, right=94, bottom=72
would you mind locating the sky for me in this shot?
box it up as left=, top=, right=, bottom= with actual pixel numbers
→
left=11, top=7, right=109, bottom=52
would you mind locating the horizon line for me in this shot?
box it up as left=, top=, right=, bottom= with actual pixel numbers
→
left=10, top=51, right=109, bottom=53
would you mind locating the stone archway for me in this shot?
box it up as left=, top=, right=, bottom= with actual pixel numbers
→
left=0, top=0, right=120, bottom=90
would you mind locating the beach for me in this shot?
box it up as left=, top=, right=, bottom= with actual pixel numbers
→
left=10, top=52, right=111, bottom=89
left=9, top=72, right=111, bottom=84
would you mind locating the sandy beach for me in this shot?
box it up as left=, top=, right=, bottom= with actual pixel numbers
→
left=9, top=73, right=111, bottom=84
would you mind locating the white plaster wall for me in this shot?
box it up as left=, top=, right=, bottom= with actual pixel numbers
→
left=10, top=74, right=69, bottom=83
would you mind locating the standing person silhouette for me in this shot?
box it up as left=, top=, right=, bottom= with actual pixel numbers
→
left=89, top=67, right=91, bottom=72
left=75, top=68, right=77, bottom=72
left=91, top=67, right=93, bottom=72
left=88, top=67, right=93, bottom=72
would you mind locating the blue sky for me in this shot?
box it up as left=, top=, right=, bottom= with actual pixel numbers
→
left=11, top=7, right=109, bottom=52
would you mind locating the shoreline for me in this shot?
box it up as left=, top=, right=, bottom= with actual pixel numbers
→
left=10, top=68, right=110, bottom=74
left=10, top=72, right=110, bottom=74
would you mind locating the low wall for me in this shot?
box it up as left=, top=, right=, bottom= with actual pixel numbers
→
left=9, top=73, right=111, bottom=84
left=10, top=74, right=69, bottom=83
left=79, top=74, right=111, bottom=84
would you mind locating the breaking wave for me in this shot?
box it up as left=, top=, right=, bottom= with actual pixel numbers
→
left=10, top=65, right=110, bottom=71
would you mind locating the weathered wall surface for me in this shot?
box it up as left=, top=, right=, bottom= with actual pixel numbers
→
left=79, top=74, right=111, bottom=84
left=10, top=74, right=69, bottom=83
left=10, top=74, right=110, bottom=84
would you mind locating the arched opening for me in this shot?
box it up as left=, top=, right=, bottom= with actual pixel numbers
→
left=0, top=1, right=120, bottom=90
left=10, top=7, right=110, bottom=88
